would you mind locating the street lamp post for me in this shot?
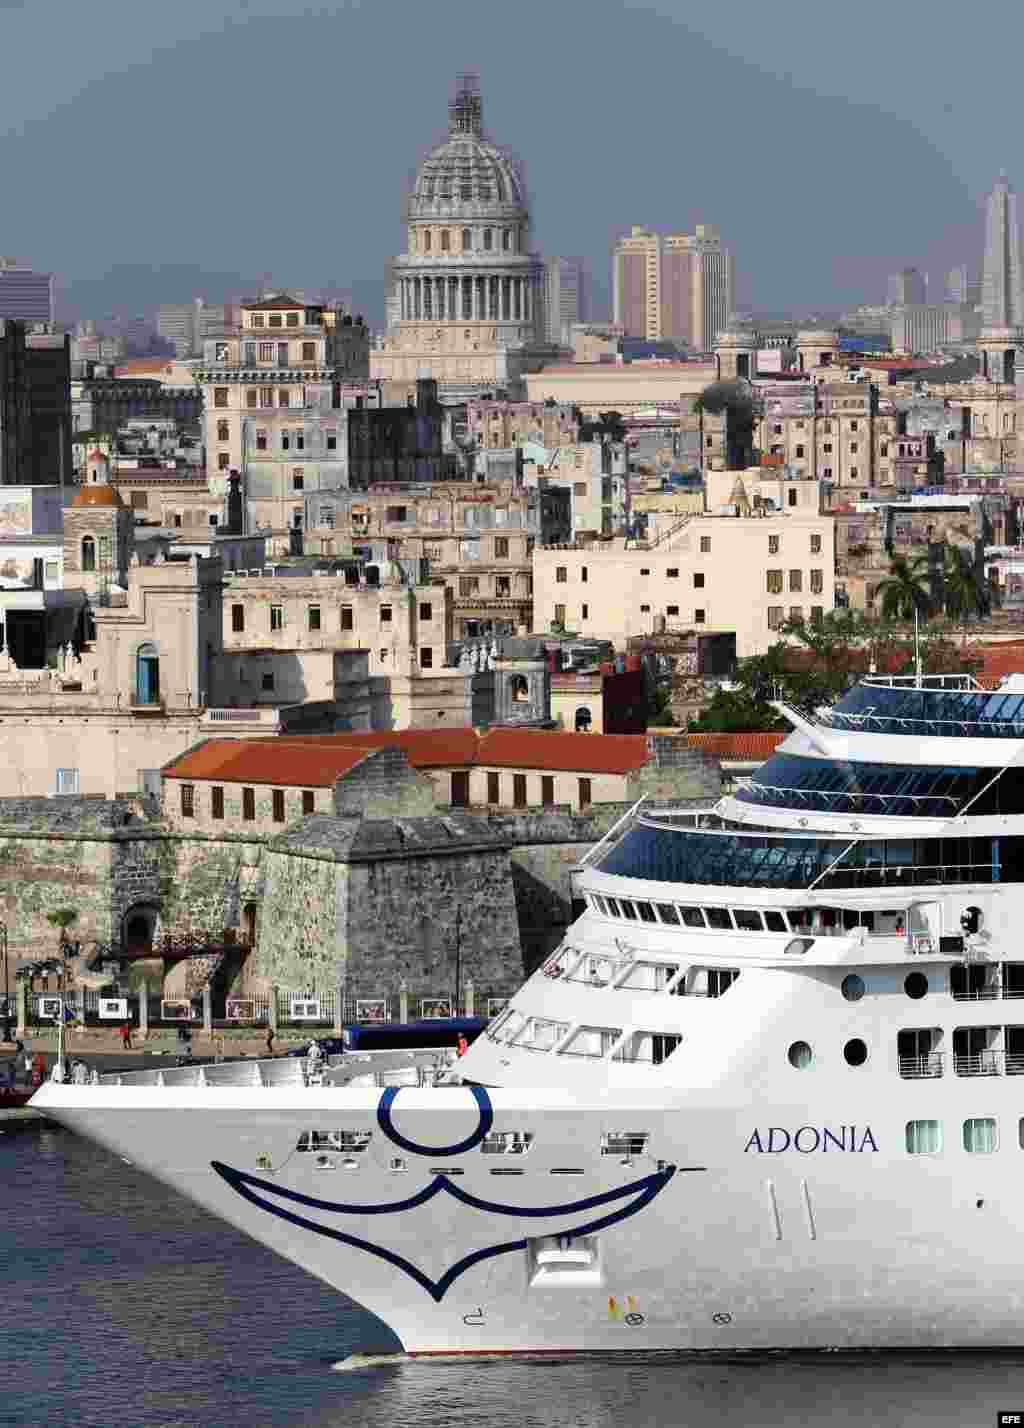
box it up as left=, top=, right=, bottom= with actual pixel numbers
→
left=0, top=923, right=8, bottom=1043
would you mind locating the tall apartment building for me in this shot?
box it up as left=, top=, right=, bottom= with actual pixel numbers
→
left=157, top=298, right=237, bottom=359
left=0, top=321, right=72, bottom=485
left=946, top=264, right=981, bottom=307
left=887, top=268, right=927, bottom=306
left=981, top=172, right=1024, bottom=329
left=612, top=225, right=734, bottom=349
left=0, top=259, right=55, bottom=324
left=543, top=257, right=587, bottom=345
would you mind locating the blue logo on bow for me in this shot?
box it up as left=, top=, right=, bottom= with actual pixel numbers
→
left=211, top=1087, right=677, bottom=1301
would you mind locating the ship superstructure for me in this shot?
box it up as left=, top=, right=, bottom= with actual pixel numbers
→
left=35, top=673, right=1024, bottom=1355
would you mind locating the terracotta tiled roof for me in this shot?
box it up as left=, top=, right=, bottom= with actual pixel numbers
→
left=114, top=359, right=173, bottom=375
left=162, top=739, right=375, bottom=787
left=163, top=727, right=658, bottom=784
left=479, top=729, right=650, bottom=774
left=303, top=728, right=483, bottom=769
left=686, top=732, right=786, bottom=761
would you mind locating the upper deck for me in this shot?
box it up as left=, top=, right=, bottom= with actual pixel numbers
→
left=821, top=675, right=1024, bottom=739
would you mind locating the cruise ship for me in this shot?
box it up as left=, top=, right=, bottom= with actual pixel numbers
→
left=34, top=672, right=1024, bottom=1356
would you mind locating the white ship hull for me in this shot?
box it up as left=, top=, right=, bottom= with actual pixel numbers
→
left=33, top=1081, right=1024, bottom=1355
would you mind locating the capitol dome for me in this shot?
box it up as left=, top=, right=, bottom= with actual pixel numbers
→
left=407, top=76, right=527, bottom=222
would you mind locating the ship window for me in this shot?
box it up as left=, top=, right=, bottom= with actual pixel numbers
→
left=601, top=1131, right=650, bottom=1156
left=953, top=1026, right=1001, bottom=1076
left=963, top=1118, right=997, bottom=1153
left=605, top=897, right=621, bottom=916
left=296, top=1130, right=372, bottom=1152
left=569, top=953, right=621, bottom=988
left=634, top=901, right=657, bottom=923
left=905, top=972, right=929, bottom=1000
left=764, top=911, right=788, bottom=932
left=619, top=900, right=637, bottom=921
left=513, top=1017, right=569, bottom=1052
left=951, top=963, right=999, bottom=1000
left=906, top=1119, right=942, bottom=1154
left=618, top=961, right=680, bottom=992
left=612, top=1032, right=682, bottom=1065
left=841, top=974, right=865, bottom=1002
left=487, top=1009, right=524, bottom=1043
left=656, top=903, right=680, bottom=925
left=898, top=1028, right=943, bottom=1078
left=680, top=907, right=706, bottom=928
left=732, top=909, right=763, bottom=932
left=843, top=1038, right=868, bottom=1066
left=703, top=907, right=732, bottom=930
left=481, top=1132, right=534, bottom=1155
left=707, top=968, right=739, bottom=996
left=788, top=1040, right=813, bottom=1069
left=591, top=895, right=608, bottom=914
left=559, top=1025, right=622, bottom=1058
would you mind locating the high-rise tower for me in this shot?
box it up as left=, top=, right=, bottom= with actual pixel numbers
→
left=981, top=173, right=1024, bottom=328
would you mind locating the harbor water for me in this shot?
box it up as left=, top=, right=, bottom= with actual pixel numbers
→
left=4, top=1117, right=1024, bottom=1428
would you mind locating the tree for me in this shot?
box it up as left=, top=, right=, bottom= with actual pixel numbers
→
left=688, top=686, right=784, bottom=733
left=46, top=908, right=79, bottom=947
left=943, top=544, right=989, bottom=627
left=874, top=555, right=931, bottom=621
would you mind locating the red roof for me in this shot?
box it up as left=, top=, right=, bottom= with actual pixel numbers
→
left=163, top=727, right=657, bottom=784
left=162, top=739, right=375, bottom=787
left=478, top=729, right=650, bottom=775
left=686, top=732, right=786, bottom=760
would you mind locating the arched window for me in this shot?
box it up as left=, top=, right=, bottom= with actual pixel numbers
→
left=135, top=642, right=160, bottom=706
left=462, top=228, right=472, bottom=251
left=423, top=229, right=432, bottom=252
left=511, top=674, right=530, bottom=703
left=441, top=230, right=450, bottom=252
left=502, top=228, right=511, bottom=251
left=575, top=706, right=593, bottom=732
left=81, top=536, right=96, bottom=572
left=217, top=420, right=229, bottom=442
left=483, top=228, right=493, bottom=251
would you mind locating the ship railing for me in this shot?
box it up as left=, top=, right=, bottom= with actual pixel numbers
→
left=951, top=986, right=1001, bottom=1001
left=953, top=1051, right=1007, bottom=1077
left=861, top=674, right=983, bottom=690
left=96, top=1051, right=452, bottom=1090
left=897, top=1053, right=944, bottom=1079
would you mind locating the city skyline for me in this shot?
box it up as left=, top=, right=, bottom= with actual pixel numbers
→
left=0, top=0, right=1010, bottom=328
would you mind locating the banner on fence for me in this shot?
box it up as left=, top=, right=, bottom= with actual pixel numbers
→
left=98, top=998, right=128, bottom=1020
left=225, top=1000, right=256, bottom=1022
left=160, top=999, right=195, bottom=1022
left=290, top=998, right=322, bottom=1021
left=39, top=996, right=63, bottom=1021
left=355, top=999, right=388, bottom=1024
left=487, top=998, right=508, bottom=1019
left=420, top=997, right=452, bottom=1020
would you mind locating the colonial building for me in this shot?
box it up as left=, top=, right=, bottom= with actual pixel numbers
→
left=533, top=503, right=835, bottom=656
left=370, top=75, right=559, bottom=400
left=194, top=295, right=368, bottom=535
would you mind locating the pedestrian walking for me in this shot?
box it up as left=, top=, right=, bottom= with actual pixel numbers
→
left=31, top=1052, right=46, bottom=1087
left=456, top=1033, right=469, bottom=1058
left=119, top=1022, right=133, bottom=1051
left=265, top=1026, right=274, bottom=1056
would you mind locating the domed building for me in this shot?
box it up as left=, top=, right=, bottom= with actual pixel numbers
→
left=371, top=75, right=558, bottom=400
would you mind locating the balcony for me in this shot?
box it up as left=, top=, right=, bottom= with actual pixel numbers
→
left=897, top=1054, right=944, bottom=1079
left=953, top=1051, right=1024, bottom=1077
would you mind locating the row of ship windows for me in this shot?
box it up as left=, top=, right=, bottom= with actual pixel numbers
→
left=541, top=946, right=740, bottom=997
left=906, top=1119, right=1011, bottom=1155
left=786, top=1026, right=1024, bottom=1078
left=487, top=1010, right=682, bottom=1063
left=295, top=1130, right=647, bottom=1157
left=589, top=894, right=792, bottom=933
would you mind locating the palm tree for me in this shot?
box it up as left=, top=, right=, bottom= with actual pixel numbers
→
left=943, top=544, right=988, bottom=627
left=874, top=555, right=931, bottom=621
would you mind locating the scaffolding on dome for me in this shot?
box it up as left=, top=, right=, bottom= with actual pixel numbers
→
left=449, top=72, right=482, bottom=135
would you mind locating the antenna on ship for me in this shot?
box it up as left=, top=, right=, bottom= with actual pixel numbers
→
left=914, top=606, right=922, bottom=689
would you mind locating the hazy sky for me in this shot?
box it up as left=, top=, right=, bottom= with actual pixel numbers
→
left=0, top=0, right=1020, bottom=322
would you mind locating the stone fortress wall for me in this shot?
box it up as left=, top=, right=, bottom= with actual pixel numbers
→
left=0, top=765, right=718, bottom=1006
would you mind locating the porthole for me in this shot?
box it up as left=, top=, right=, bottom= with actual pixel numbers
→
left=904, top=972, right=928, bottom=1000
left=788, top=1040, right=813, bottom=1069
left=841, top=974, right=865, bottom=1002
left=843, top=1038, right=868, bottom=1066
